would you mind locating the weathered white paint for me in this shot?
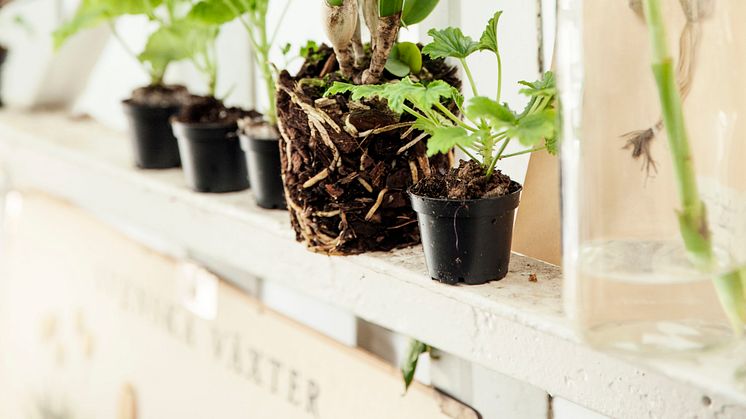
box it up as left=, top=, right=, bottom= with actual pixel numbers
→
left=552, top=398, right=609, bottom=419
left=431, top=352, right=549, bottom=419
left=2, top=111, right=746, bottom=418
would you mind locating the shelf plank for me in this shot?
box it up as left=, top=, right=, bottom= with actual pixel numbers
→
left=1, top=110, right=745, bottom=418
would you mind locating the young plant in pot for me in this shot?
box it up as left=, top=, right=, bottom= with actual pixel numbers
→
left=329, top=11, right=558, bottom=284
left=189, top=0, right=289, bottom=208
left=170, top=5, right=259, bottom=194
left=54, top=0, right=196, bottom=169
left=276, top=0, right=457, bottom=255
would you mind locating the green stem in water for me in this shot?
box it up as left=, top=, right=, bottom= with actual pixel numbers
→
left=643, top=0, right=745, bottom=332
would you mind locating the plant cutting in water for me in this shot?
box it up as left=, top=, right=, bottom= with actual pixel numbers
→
left=326, top=10, right=558, bottom=195
left=642, top=0, right=746, bottom=333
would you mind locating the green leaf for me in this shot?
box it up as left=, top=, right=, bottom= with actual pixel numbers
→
left=385, top=42, right=422, bottom=77
left=187, top=0, right=249, bottom=24
left=507, top=109, right=556, bottom=148
left=280, top=42, right=292, bottom=55
left=53, top=0, right=165, bottom=49
left=478, top=10, right=502, bottom=53
left=139, top=20, right=216, bottom=81
left=427, top=126, right=474, bottom=156
left=422, top=27, right=479, bottom=60
left=401, top=0, right=439, bottom=25
left=325, top=82, right=387, bottom=101
left=401, top=340, right=428, bottom=392
left=380, top=0, right=404, bottom=17
left=518, top=71, right=556, bottom=98
left=325, top=0, right=344, bottom=6
left=545, top=132, right=558, bottom=155
left=466, top=96, right=515, bottom=130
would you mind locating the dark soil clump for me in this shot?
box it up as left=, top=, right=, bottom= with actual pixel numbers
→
left=175, top=95, right=260, bottom=125
left=276, top=44, right=459, bottom=255
left=411, top=160, right=518, bottom=200
left=130, top=84, right=191, bottom=108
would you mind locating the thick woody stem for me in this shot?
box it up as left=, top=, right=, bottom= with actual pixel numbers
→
left=362, top=12, right=401, bottom=84
left=323, top=0, right=358, bottom=78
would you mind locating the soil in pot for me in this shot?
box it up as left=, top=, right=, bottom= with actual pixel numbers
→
left=276, top=45, right=458, bottom=255
left=409, top=160, right=522, bottom=285
left=123, top=84, right=190, bottom=169
left=0, top=45, right=7, bottom=108
left=173, top=96, right=259, bottom=193
left=238, top=119, right=286, bottom=210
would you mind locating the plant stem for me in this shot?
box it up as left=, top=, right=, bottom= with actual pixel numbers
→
left=434, top=102, right=478, bottom=132
left=496, top=48, right=502, bottom=103
left=643, top=0, right=746, bottom=332
left=459, top=58, right=479, bottom=97
left=457, top=144, right=480, bottom=162
left=498, top=146, right=545, bottom=159
left=107, top=20, right=157, bottom=84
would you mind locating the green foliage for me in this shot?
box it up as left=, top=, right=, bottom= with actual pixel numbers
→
left=53, top=0, right=165, bottom=49
left=385, top=42, right=422, bottom=77
left=139, top=20, right=217, bottom=85
left=379, top=0, right=404, bottom=17
left=478, top=11, right=502, bottom=53
left=427, top=126, right=473, bottom=156
left=327, top=10, right=558, bottom=177
left=401, top=339, right=429, bottom=392
left=326, top=77, right=459, bottom=114
left=401, top=0, right=440, bottom=25
left=325, top=0, right=344, bottom=6
left=422, top=27, right=479, bottom=60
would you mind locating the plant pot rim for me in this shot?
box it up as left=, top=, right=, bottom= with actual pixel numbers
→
left=407, top=181, right=523, bottom=205
left=171, top=118, right=239, bottom=131
left=122, top=98, right=181, bottom=112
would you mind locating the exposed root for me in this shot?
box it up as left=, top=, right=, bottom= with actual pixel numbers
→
left=303, top=169, right=330, bottom=188
left=357, top=177, right=374, bottom=193
left=315, top=209, right=342, bottom=217
left=308, top=116, right=342, bottom=168
left=409, top=161, right=419, bottom=183
left=365, top=188, right=388, bottom=221
left=417, top=155, right=432, bottom=178
left=397, top=132, right=428, bottom=155
left=358, top=122, right=414, bottom=138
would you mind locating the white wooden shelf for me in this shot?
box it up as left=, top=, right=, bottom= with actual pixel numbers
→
left=1, top=110, right=745, bottom=418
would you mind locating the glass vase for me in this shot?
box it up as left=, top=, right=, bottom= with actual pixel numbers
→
left=558, top=0, right=746, bottom=354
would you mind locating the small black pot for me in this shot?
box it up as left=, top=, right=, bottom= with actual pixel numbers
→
left=172, top=121, right=250, bottom=193
left=122, top=100, right=182, bottom=169
left=239, top=133, right=286, bottom=209
left=409, top=184, right=522, bottom=285
left=0, top=47, right=7, bottom=108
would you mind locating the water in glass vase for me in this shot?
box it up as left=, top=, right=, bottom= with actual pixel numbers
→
left=576, top=240, right=735, bottom=355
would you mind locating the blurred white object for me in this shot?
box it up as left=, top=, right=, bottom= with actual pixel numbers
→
left=0, top=0, right=108, bottom=108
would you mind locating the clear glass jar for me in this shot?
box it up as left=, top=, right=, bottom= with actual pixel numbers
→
left=558, top=0, right=746, bottom=354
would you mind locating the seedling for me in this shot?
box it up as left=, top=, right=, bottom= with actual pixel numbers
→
left=327, top=11, right=557, bottom=179
left=188, top=0, right=296, bottom=125
left=54, top=0, right=218, bottom=93
left=323, top=0, right=440, bottom=84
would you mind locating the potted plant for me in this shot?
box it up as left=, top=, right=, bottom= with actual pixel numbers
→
left=276, top=0, right=455, bottom=254
left=190, top=0, right=289, bottom=208
left=54, top=0, right=196, bottom=170
left=169, top=3, right=258, bottom=194
left=329, top=10, right=557, bottom=284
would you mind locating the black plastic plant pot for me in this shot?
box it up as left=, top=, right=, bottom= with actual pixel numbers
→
left=122, top=100, right=182, bottom=169
left=408, top=184, right=522, bottom=286
left=172, top=121, right=250, bottom=193
left=0, top=48, right=7, bottom=108
left=239, top=134, right=286, bottom=209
